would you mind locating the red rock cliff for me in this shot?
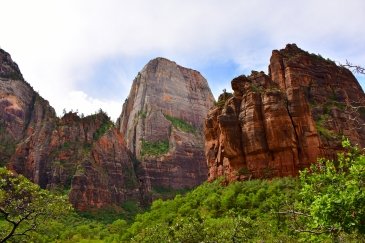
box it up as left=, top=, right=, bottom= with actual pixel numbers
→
left=117, top=57, right=215, bottom=197
left=205, top=44, right=365, bottom=182
left=1, top=49, right=215, bottom=210
left=0, top=49, right=141, bottom=210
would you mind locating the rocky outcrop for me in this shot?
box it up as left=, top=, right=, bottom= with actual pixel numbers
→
left=0, top=49, right=24, bottom=81
left=69, top=129, right=140, bottom=210
left=0, top=50, right=53, bottom=165
left=1, top=49, right=215, bottom=210
left=0, top=48, right=140, bottom=210
left=8, top=109, right=141, bottom=210
left=205, top=44, right=365, bottom=182
left=117, top=57, right=214, bottom=197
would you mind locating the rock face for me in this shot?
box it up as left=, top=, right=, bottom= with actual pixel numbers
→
left=0, top=49, right=140, bottom=210
left=205, top=44, right=365, bottom=182
left=9, top=111, right=141, bottom=210
left=1, top=50, right=215, bottom=210
left=117, top=57, right=214, bottom=197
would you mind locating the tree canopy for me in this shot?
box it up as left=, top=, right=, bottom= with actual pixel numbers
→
left=0, top=167, right=71, bottom=242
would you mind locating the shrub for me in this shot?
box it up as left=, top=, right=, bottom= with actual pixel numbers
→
left=164, top=114, right=196, bottom=133
left=140, top=140, right=169, bottom=157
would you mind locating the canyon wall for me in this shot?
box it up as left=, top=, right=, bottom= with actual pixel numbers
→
left=205, top=44, right=365, bottom=181
left=0, top=49, right=140, bottom=210
left=117, top=57, right=214, bottom=198
left=1, top=50, right=214, bottom=209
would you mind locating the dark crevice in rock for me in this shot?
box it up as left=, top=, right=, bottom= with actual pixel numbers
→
left=284, top=97, right=300, bottom=170
left=23, top=93, right=37, bottom=134
left=259, top=94, right=270, bottom=168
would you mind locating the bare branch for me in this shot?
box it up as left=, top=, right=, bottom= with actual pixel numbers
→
left=276, top=210, right=310, bottom=217
left=294, top=227, right=336, bottom=235
left=341, top=60, right=365, bottom=75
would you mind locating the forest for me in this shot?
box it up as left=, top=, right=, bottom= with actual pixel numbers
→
left=1, top=139, right=364, bottom=242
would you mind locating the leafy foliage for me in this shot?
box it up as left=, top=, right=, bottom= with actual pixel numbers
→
left=78, top=201, right=142, bottom=225
left=140, top=140, right=169, bottom=158
left=151, top=186, right=190, bottom=199
left=315, top=114, right=337, bottom=139
left=123, top=178, right=300, bottom=242
left=164, top=114, right=196, bottom=133
left=137, top=110, right=147, bottom=119
left=214, top=91, right=233, bottom=108
left=0, top=167, right=72, bottom=242
left=1, top=139, right=364, bottom=242
left=93, top=120, right=113, bottom=140
left=294, top=139, right=365, bottom=240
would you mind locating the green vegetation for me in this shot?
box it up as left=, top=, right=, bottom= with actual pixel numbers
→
left=93, top=120, right=114, bottom=140
left=315, top=114, right=337, bottom=139
left=151, top=186, right=190, bottom=199
left=313, top=53, right=336, bottom=65
left=138, top=110, right=147, bottom=119
left=0, top=167, right=71, bottom=242
left=82, top=142, right=92, bottom=153
left=164, top=114, right=196, bottom=133
left=62, top=141, right=71, bottom=149
left=125, top=177, right=300, bottom=242
left=1, top=139, right=363, bottom=242
left=140, top=139, right=169, bottom=158
left=79, top=200, right=142, bottom=224
left=250, top=83, right=264, bottom=93
left=296, top=139, right=365, bottom=240
left=0, top=72, right=23, bottom=81
left=214, top=90, right=233, bottom=108
left=25, top=212, right=128, bottom=242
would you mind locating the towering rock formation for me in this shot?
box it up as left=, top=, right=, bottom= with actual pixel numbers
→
left=1, top=49, right=214, bottom=210
left=205, top=44, right=365, bottom=181
left=0, top=49, right=140, bottom=210
left=117, top=57, right=214, bottom=196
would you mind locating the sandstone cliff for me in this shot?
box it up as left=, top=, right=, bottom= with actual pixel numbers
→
left=117, top=57, right=214, bottom=197
left=205, top=44, right=365, bottom=181
left=0, top=49, right=140, bottom=210
left=1, top=49, right=215, bottom=210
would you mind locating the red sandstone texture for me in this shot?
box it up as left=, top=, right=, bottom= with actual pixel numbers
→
left=0, top=49, right=140, bottom=210
left=205, top=44, right=365, bottom=182
left=117, top=57, right=215, bottom=198
left=0, top=49, right=214, bottom=209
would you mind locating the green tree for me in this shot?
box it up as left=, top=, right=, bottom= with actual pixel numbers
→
left=0, top=167, right=72, bottom=242
left=295, top=139, right=365, bottom=240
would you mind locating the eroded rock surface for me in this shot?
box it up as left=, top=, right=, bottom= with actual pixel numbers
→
left=117, top=57, right=214, bottom=198
left=1, top=50, right=215, bottom=210
left=205, top=44, right=365, bottom=181
left=0, top=49, right=140, bottom=210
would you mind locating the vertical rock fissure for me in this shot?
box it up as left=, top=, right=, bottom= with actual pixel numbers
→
left=284, top=97, right=301, bottom=168
left=132, top=125, right=137, bottom=157
left=259, top=94, right=270, bottom=168
left=138, top=75, right=148, bottom=157
left=23, top=93, right=37, bottom=133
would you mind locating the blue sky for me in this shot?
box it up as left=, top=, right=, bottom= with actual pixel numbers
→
left=1, top=0, right=364, bottom=120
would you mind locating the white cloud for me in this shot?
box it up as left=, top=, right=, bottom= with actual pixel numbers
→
left=61, top=91, right=122, bottom=119
left=1, top=0, right=364, bottom=120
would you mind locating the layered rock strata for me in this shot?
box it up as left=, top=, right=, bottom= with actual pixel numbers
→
left=1, top=49, right=215, bottom=209
left=117, top=57, right=214, bottom=197
left=0, top=49, right=140, bottom=210
left=205, top=44, right=365, bottom=181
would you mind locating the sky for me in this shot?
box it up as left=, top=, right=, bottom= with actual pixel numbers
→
left=1, top=0, right=364, bottom=121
